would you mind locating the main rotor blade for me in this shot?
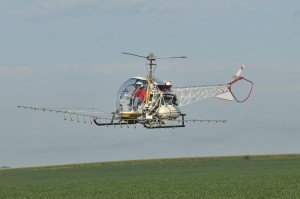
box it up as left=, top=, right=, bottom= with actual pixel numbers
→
left=122, top=52, right=147, bottom=59
left=157, top=56, right=187, bottom=59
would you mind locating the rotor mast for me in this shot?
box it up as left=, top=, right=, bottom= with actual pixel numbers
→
left=121, top=52, right=186, bottom=81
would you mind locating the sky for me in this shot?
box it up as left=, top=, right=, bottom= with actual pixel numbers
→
left=0, top=0, right=300, bottom=167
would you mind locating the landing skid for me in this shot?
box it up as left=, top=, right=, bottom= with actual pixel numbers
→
left=143, top=114, right=186, bottom=129
left=93, top=118, right=138, bottom=127
left=93, top=114, right=187, bottom=129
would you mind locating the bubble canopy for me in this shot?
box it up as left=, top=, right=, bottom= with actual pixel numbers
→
left=116, top=77, right=148, bottom=112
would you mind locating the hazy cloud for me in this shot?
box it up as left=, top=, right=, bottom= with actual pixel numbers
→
left=2, top=60, right=299, bottom=76
left=293, top=10, right=300, bottom=18
left=292, top=10, right=300, bottom=33
left=0, top=66, right=33, bottom=75
left=0, top=62, right=237, bottom=75
left=0, top=63, right=140, bottom=75
left=0, top=0, right=267, bottom=21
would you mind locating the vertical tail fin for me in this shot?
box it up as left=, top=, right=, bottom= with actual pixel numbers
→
left=215, top=65, right=253, bottom=102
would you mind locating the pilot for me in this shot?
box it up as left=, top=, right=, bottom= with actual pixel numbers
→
left=163, top=81, right=178, bottom=106
left=164, top=81, right=172, bottom=91
left=132, top=81, right=147, bottom=111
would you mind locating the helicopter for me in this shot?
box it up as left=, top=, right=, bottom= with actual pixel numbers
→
left=18, top=52, right=253, bottom=129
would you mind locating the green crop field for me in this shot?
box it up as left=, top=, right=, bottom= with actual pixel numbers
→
left=1, top=154, right=300, bottom=199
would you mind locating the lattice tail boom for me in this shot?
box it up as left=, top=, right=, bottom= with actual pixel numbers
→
left=173, top=84, right=230, bottom=107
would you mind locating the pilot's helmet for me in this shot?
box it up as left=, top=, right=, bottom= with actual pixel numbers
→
left=135, top=81, right=144, bottom=88
left=165, top=81, right=172, bottom=89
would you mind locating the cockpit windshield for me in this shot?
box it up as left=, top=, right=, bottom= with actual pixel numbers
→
left=116, top=77, right=148, bottom=112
